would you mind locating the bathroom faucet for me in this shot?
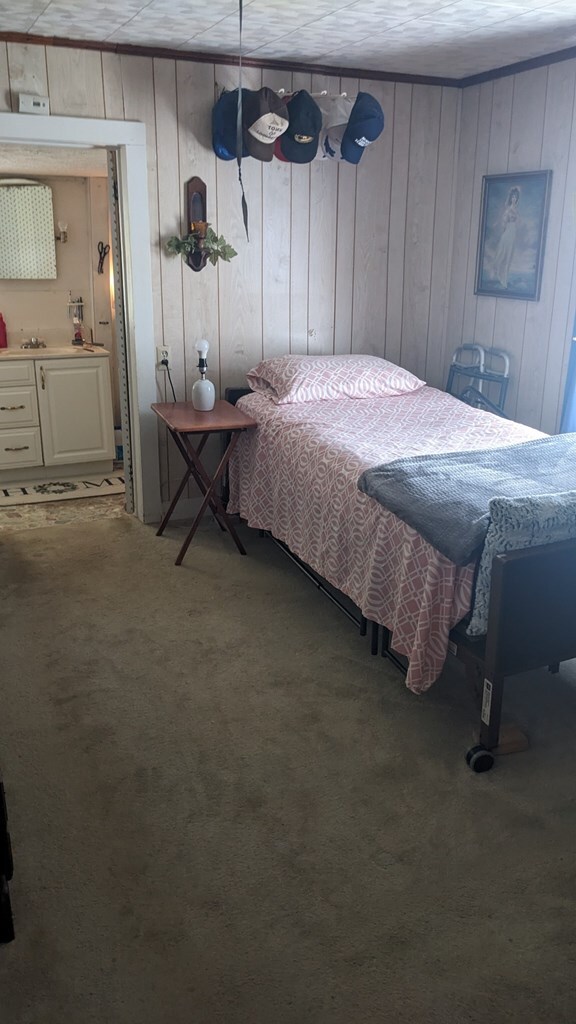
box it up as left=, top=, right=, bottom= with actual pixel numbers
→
left=21, top=337, right=46, bottom=349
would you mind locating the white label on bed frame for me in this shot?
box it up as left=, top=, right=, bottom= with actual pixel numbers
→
left=448, top=640, right=458, bottom=656
left=481, top=679, right=493, bottom=725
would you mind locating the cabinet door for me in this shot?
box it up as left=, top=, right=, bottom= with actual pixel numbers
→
left=36, top=358, right=114, bottom=466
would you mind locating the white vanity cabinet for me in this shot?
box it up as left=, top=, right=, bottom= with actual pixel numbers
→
left=0, top=352, right=114, bottom=478
left=35, top=357, right=114, bottom=466
left=0, top=361, right=43, bottom=471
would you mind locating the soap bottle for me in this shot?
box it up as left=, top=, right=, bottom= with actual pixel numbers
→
left=0, top=313, right=7, bottom=349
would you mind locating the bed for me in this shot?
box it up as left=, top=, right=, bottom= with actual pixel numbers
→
left=227, top=354, right=576, bottom=770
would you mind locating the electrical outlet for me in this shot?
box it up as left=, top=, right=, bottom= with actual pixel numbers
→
left=19, top=93, right=50, bottom=115
left=156, top=346, right=171, bottom=367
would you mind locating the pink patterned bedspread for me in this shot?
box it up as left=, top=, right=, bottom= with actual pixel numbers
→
left=227, top=387, right=542, bottom=692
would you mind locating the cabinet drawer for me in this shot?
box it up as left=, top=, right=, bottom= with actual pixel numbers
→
left=0, top=386, right=38, bottom=427
left=0, top=427, right=43, bottom=469
left=0, top=361, right=35, bottom=386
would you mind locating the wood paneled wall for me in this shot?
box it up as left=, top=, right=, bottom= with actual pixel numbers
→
left=0, top=41, right=460, bottom=498
left=446, top=61, right=576, bottom=432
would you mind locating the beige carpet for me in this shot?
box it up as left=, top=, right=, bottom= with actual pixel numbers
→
left=0, top=516, right=575, bottom=1023
left=0, top=493, right=125, bottom=532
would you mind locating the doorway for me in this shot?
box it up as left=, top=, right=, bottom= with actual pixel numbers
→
left=0, top=145, right=127, bottom=525
left=0, top=112, right=160, bottom=524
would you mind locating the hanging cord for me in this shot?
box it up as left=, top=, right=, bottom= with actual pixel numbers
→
left=236, top=0, right=249, bottom=241
left=162, top=360, right=177, bottom=402
left=166, top=366, right=177, bottom=402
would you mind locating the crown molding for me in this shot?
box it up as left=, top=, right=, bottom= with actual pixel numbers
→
left=0, top=31, right=460, bottom=87
left=460, top=44, right=576, bottom=86
left=2, top=31, right=576, bottom=90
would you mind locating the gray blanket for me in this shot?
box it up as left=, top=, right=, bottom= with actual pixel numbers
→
left=358, top=433, right=576, bottom=564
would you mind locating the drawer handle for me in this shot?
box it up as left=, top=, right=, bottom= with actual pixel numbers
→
left=0, top=405, right=26, bottom=411
left=40, top=366, right=46, bottom=390
left=4, top=446, right=30, bottom=452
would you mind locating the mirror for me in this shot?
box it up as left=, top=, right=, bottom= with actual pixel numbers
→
left=0, top=179, right=57, bottom=279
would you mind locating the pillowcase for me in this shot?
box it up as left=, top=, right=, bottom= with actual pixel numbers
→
left=246, top=354, right=425, bottom=405
left=467, top=491, right=576, bottom=637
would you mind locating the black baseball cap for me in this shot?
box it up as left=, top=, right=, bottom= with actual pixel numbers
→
left=279, top=90, right=322, bottom=163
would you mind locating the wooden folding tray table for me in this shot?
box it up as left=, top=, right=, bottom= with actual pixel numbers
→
left=152, top=400, right=256, bottom=565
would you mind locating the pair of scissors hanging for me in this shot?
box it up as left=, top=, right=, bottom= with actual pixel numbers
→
left=97, top=240, right=110, bottom=274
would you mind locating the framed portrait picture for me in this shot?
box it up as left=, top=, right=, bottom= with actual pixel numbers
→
left=475, top=170, right=552, bottom=301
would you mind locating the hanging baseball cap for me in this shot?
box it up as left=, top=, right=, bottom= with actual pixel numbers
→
left=278, top=90, right=322, bottom=163
left=274, top=137, right=289, bottom=161
left=314, top=94, right=354, bottom=161
left=212, top=88, right=251, bottom=161
left=243, top=87, right=289, bottom=162
left=341, top=92, right=384, bottom=165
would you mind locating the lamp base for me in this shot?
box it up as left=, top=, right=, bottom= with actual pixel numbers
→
left=191, top=378, right=215, bottom=411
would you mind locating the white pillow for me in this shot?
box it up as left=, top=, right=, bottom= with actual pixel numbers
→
left=247, top=354, right=425, bottom=405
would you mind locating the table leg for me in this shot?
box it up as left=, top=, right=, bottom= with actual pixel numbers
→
left=175, top=431, right=245, bottom=565
left=156, top=462, right=193, bottom=536
left=159, top=430, right=227, bottom=536
left=180, top=435, right=228, bottom=533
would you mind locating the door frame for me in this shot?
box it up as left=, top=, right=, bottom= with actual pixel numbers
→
left=0, top=112, right=161, bottom=523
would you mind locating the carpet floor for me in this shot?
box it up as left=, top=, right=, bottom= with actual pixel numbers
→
left=0, top=516, right=575, bottom=1023
left=0, top=493, right=125, bottom=532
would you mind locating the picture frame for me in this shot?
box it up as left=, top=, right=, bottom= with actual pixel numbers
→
left=475, top=170, right=552, bottom=301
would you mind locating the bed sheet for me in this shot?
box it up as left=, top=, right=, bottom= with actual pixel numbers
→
left=227, top=386, right=541, bottom=692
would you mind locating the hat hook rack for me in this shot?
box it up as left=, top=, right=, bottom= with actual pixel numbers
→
left=277, top=89, right=350, bottom=97
left=215, top=82, right=349, bottom=100
left=311, top=89, right=349, bottom=96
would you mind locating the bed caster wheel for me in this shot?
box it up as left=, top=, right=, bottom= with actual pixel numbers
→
left=466, top=745, right=495, bottom=773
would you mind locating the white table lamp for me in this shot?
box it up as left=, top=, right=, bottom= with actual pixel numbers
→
left=191, top=339, right=215, bottom=411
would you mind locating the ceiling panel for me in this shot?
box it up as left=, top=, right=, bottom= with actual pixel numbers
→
left=1, top=0, right=575, bottom=79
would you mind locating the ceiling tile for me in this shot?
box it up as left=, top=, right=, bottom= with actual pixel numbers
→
left=1, top=0, right=576, bottom=81
left=479, top=0, right=562, bottom=7
left=349, top=0, right=459, bottom=13
left=0, top=0, right=50, bottom=32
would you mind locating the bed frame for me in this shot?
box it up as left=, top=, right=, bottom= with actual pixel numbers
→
left=224, top=388, right=576, bottom=772
left=374, top=537, right=576, bottom=770
left=0, top=777, right=14, bottom=943
left=449, top=538, right=576, bottom=770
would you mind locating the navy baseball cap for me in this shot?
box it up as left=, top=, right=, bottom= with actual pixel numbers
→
left=341, top=92, right=384, bottom=165
left=212, top=88, right=251, bottom=161
left=279, top=90, right=322, bottom=163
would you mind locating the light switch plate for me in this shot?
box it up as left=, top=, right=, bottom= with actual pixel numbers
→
left=19, top=93, right=50, bottom=115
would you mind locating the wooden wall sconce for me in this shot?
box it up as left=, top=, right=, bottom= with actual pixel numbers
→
left=186, top=176, right=208, bottom=273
